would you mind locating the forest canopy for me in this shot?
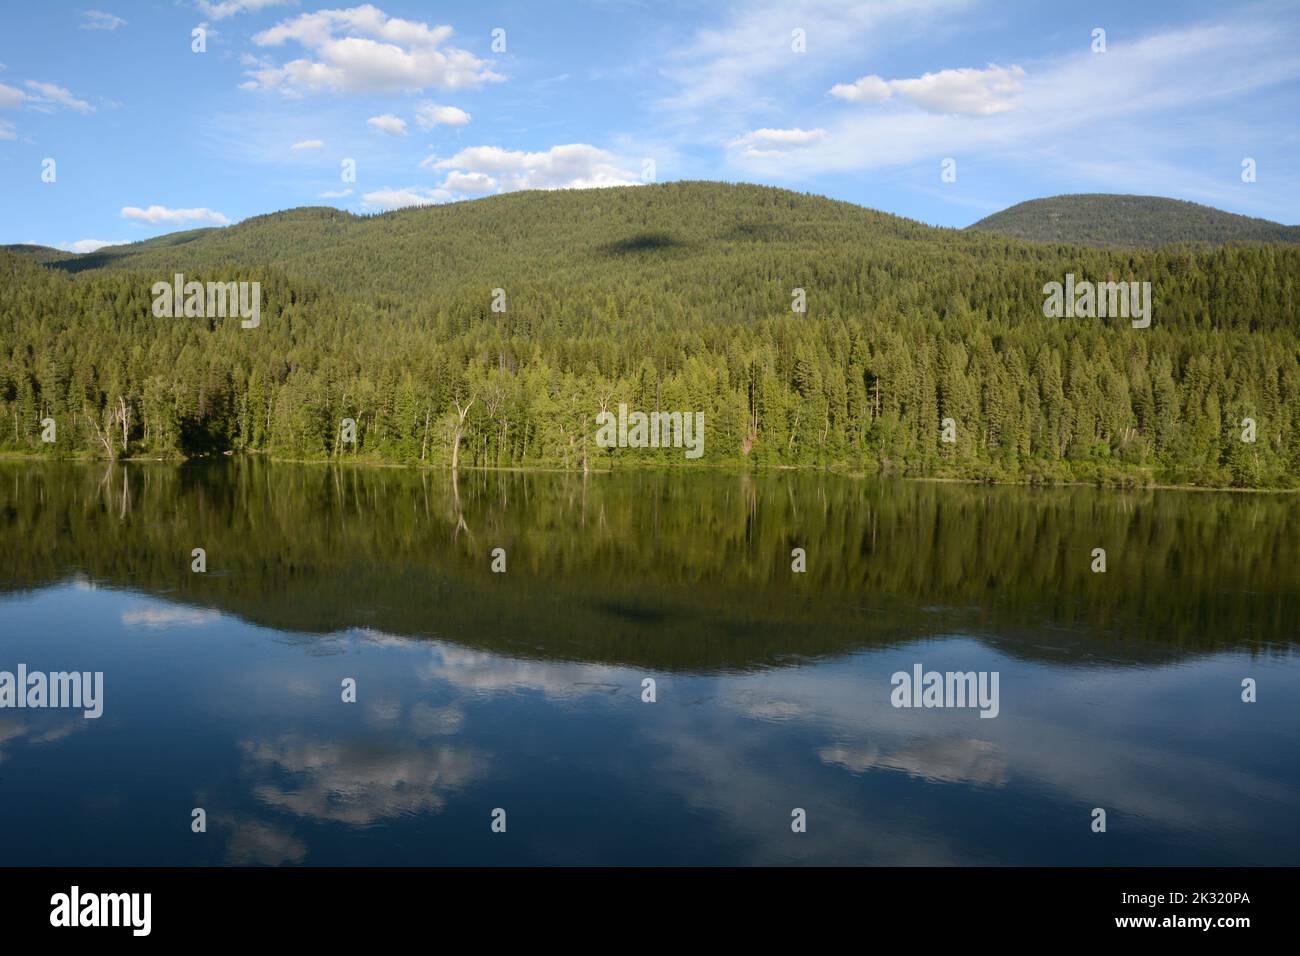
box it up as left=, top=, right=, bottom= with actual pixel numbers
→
left=2, top=181, right=1298, bottom=488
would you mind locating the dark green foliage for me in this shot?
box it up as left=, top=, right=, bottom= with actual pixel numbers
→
left=1, top=182, right=1298, bottom=488
left=969, top=193, right=1300, bottom=248
left=2, top=462, right=1294, bottom=670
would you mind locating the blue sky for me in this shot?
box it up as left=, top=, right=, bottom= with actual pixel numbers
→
left=2, top=0, right=1298, bottom=252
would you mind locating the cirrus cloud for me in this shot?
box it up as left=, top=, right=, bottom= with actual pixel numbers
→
left=80, top=10, right=127, bottom=31
left=196, top=0, right=295, bottom=20
left=23, top=80, right=94, bottom=114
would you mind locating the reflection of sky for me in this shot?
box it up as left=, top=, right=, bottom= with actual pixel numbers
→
left=1, top=585, right=1297, bottom=866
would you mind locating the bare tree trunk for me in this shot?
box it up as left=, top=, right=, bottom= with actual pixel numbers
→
left=84, top=411, right=116, bottom=459
left=118, top=396, right=130, bottom=453
left=451, top=398, right=475, bottom=472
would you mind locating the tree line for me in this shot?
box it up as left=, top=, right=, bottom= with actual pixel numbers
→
left=1, top=182, right=1297, bottom=488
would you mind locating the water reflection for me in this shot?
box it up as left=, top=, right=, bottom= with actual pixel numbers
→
left=0, top=461, right=1296, bottom=865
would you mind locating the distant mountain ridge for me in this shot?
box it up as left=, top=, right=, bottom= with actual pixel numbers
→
left=3, top=182, right=948, bottom=301
left=968, top=193, right=1300, bottom=248
left=7, top=188, right=1297, bottom=275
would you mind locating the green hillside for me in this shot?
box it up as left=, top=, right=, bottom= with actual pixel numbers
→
left=2, top=181, right=1298, bottom=488
left=15, top=183, right=943, bottom=299
left=969, top=193, right=1300, bottom=248
left=1, top=244, right=80, bottom=266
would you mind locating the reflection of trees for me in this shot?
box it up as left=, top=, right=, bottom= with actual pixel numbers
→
left=1, top=460, right=1296, bottom=670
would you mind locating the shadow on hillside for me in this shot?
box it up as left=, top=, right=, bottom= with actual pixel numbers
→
left=599, top=232, right=684, bottom=255
left=50, top=229, right=219, bottom=273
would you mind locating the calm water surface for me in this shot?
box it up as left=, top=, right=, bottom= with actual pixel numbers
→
left=0, top=461, right=1296, bottom=865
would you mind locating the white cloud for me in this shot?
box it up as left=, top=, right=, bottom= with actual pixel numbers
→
left=729, top=126, right=825, bottom=158
left=888, top=63, right=1025, bottom=115
left=360, top=186, right=445, bottom=209
left=196, top=0, right=294, bottom=19
left=246, top=4, right=503, bottom=95
left=432, top=143, right=641, bottom=193
left=291, top=138, right=325, bottom=149
left=121, top=205, right=231, bottom=225
left=318, top=187, right=352, bottom=198
left=23, top=80, right=94, bottom=114
left=0, top=119, right=14, bottom=140
left=57, top=239, right=129, bottom=254
left=661, top=0, right=970, bottom=112
left=733, top=17, right=1300, bottom=210
left=80, top=10, right=127, bottom=31
left=441, top=170, right=495, bottom=194
left=829, top=65, right=1025, bottom=115
left=414, top=102, right=470, bottom=129
left=0, top=83, right=23, bottom=110
left=367, top=113, right=406, bottom=135
left=829, top=74, right=891, bottom=103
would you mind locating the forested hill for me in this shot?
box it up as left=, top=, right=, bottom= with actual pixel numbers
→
left=969, top=194, right=1300, bottom=248
left=2, top=181, right=1299, bottom=489
left=12, top=182, right=943, bottom=301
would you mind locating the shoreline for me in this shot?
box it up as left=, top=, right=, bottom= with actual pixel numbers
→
left=1, top=450, right=1295, bottom=495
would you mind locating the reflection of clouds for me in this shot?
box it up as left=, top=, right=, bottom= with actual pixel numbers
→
left=409, top=703, right=465, bottom=737
left=240, top=734, right=488, bottom=827
left=719, top=642, right=1300, bottom=857
left=644, top=712, right=963, bottom=865
left=0, top=718, right=25, bottom=746
left=820, top=737, right=1007, bottom=787
left=224, top=818, right=309, bottom=866
left=365, top=695, right=402, bottom=727
left=30, top=723, right=84, bottom=745
left=358, top=630, right=632, bottom=700
left=285, top=679, right=320, bottom=699
left=989, top=719, right=1295, bottom=835
left=420, top=646, right=628, bottom=700
left=0, top=715, right=87, bottom=762
left=354, top=627, right=414, bottom=649
left=731, top=691, right=809, bottom=722
left=121, top=605, right=220, bottom=628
